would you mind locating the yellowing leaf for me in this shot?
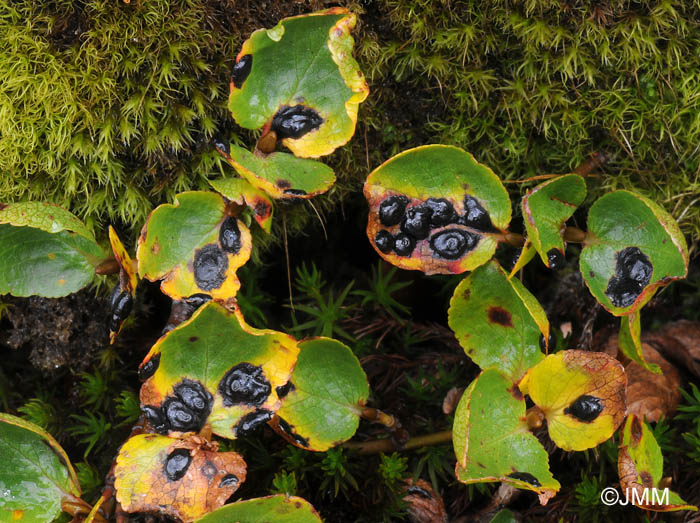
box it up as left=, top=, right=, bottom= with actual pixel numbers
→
left=108, top=226, right=138, bottom=344
left=196, top=494, right=322, bottom=522
left=519, top=350, right=626, bottom=451
left=209, top=176, right=274, bottom=233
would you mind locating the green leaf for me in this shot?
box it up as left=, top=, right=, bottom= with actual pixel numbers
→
left=0, top=202, right=94, bottom=240
left=0, top=413, right=80, bottom=522
left=452, top=369, right=559, bottom=505
left=139, top=302, right=299, bottom=439
left=270, top=337, right=369, bottom=451
left=195, top=494, right=322, bottom=523
left=209, top=176, right=274, bottom=233
left=364, top=145, right=511, bottom=275
left=521, top=174, right=586, bottom=268
left=618, top=415, right=697, bottom=511
left=136, top=191, right=252, bottom=303
left=222, top=144, right=335, bottom=200
left=619, top=311, right=661, bottom=373
left=448, top=260, right=548, bottom=382
left=580, top=191, right=688, bottom=315
left=228, top=9, right=368, bottom=158
left=0, top=224, right=105, bottom=297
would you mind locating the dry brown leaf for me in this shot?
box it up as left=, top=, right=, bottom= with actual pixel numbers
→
left=645, top=320, right=700, bottom=378
left=402, top=479, right=447, bottom=523
left=442, top=386, right=465, bottom=415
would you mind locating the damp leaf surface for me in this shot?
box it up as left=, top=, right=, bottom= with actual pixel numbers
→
left=209, top=176, right=274, bottom=233
left=448, top=260, right=548, bottom=382
left=114, top=433, right=247, bottom=523
left=452, top=369, right=559, bottom=505
left=270, top=337, right=369, bottom=451
left=519, top=350, right=626, bottom=451
left=364, top=145, right=511, bottom=275
left=228, top=9, right=368, bottom=158
left=619, top=312, right=661, bottom=373
left=581, top=191, right=688, bottom=315
left=0, top=413, right=81, bottom=522
left=223, top=145, right=335, bottom=200
left=521, top=174, right=586, bottom=268
left=196, top=494, right=322, bottom=522
left=0, top=201, right=94, bottom=240
left=137, top=191, right=252, bottom=304
left=618, top=415, right=697, bottom=512
left=139, top=302, right=299, bottom=439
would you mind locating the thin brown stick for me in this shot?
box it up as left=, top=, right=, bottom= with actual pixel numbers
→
left=343, top=430, right=453, bottom=455
left=281, top=207, right=294, bottom=312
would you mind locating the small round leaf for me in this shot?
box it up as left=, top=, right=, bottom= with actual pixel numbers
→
left=196, top=494, right=322, bottom=523
left=209, top=176, right=274, bottom=233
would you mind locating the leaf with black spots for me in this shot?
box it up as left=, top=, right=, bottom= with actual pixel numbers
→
left=209, top=176, right=274, bottom=233
left=196, top=494, right=322, bottom=522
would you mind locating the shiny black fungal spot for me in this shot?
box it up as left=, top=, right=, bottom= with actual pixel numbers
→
left=109, top=283, right=123, bottom=309
left=271, top=105, right=323, bottom=139
left=429, top=229, right=479, bottom=260
left=193, top=244, right=228, bottom=291
left=374, top=230, right=394, bottom=254
left=401, top=205, right=432, bottom=240
left=219, top=474, right=239, bottom=488
left=164, top=448, right=192, bottom=481
left=547, top=248, right=565, bottom=270
left=219, top=363, right=271, bottom=407
left=539, top=332, right=555, bottom=352
left=184, top=293, right=211, bottom=309
left=379, top=195, right=409, bottom=227
left=605, top=247, right=653, bottom=307
left=507, top=472, right=541, bottom=487
left=564, top=395, right=603, bottom=422
left=143, top=405, right=169, bottom=434
left=425, top=198, right=456, bottom=227
left=393, top=233, right=415, bottom=257
left=461, top=195, right=495, bottom=232
left=406, top=486, right=432, bottom=499
left=284, top=189, right=307, bottom=196
left=138, top=353, right=161, bottom=382
left=173, top=379, right=212, bottom=414
left=277, top=417, right=309, bottom=448
left=231, top=54, right=252, bottom=87
left=234, top=409, right=273, bottom=437
left=109, top=289, right=133, bottom=332
left=219, top=216, right=242, bottom=254
left=162, top=398, right=201, bottom=432
left=276, top=381, right=295, bottom=399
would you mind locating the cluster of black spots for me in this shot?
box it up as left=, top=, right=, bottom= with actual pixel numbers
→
left=144, top=379, right=213, bottom=434
left=219, top=217, right=242, bottom=254
left=271, top=105, right=323, bottom=139
left=430, top=229, right=479, bottom=260
left=164, top=448, right=192, bottom=481
left=605, top=247, right=653, bottom=308
left=193, top=244, right=228, bottom=291
left=373, top=193, right=494, bottom=259
left=231, top=54, right=253, bottom=87
left=219, top=474, right=239, bottom=488
left=547, top=248, right=566, bottom=270
left=234, top=409, right=273, bottom=437
left=507, top=472, right=541, bottom=487
left=538, top=332, right=555, bottom=352
left=565, top=394, right=603, bottom=422
left=277, top=417, right=309, bottom=448
left=138, top=353, right=161, bottom=382
left=108, top=284, right=133, bottom=332
left=219, top=363, right=271, bottom=407
left=276, top=381, right=295, bottom=399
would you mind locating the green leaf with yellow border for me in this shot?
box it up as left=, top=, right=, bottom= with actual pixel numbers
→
left=108, top=226, right=138, bottom=344
left=452, top=369, right=559, bottom=505
left=619, top=311, right=661, bottom=374
left=228, top=9, right=368, bottom=158
left=364, top=145, right=511, bottom=275
left=139, top=302, right=299, bottom=439
left=269, top=337, right=369, bottom=451
left=580, top=191, right=688, bottom=316
left=209, top=176, right=274, bottom=233
left=448, top=260, right=548, bottom=382
left=519, top=350, right=626, bottom=451
left=196, top=494, right=322, bottom=523
left=521, top=174, right=586, bottom=269
left=0, top=201, right=94, bottom=241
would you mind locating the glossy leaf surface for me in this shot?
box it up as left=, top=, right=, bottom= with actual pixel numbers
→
left=114, top=433, right=247, bottom=522
left=270, top=337, right=369, bottom=451
left=0, top=413, right=80, bottom=522
left=581, top=191, right=688, bottom=315
left=108, top=226, right=138, bottom=343
left=140, top=302, right=299, bottom=439
left=228, top=9, right=368, bottom=158
left=0, top=201, right=94, bottom=240
left=521, top=174, right=586, bottom=268
left=452, top=369, right=559, bottom=505
left=364, top=145, right=511, bottom=275
left=196, top=494, right=322, bottom=522
left=223, top=144, right=335, bottom=200
left=519, top=350, right=626, bottom=451
left=448, top=261, right=548, bottom=382
left=209, top=176, right=274, bottom=233
left=618, top=415, right=697, bottom=511
left=137, top=191, right=252, bottom=303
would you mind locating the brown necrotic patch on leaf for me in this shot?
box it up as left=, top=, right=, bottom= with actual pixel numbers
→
left=218, top=362, right=271, bottom=407
left=488, top=306, right=513, bottom=327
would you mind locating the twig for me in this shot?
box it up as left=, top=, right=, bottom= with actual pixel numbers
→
left=343, top=430, right=453, bottom=455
